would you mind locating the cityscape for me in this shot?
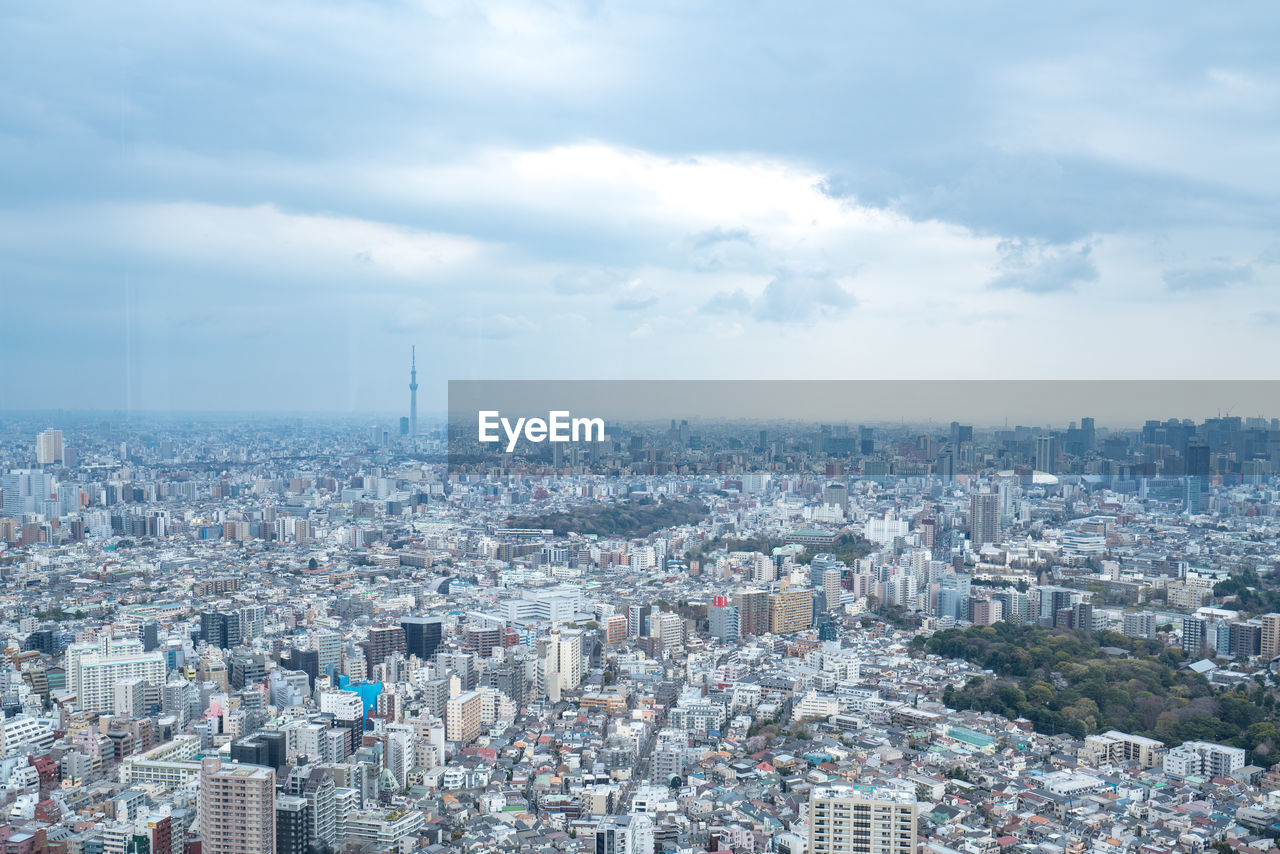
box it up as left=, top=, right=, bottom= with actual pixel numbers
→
left=3, top=368, right=1280, bottom=854
left=4, top=2, right=1278, bottom=854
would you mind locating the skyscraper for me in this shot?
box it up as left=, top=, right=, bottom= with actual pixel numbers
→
left=401, top=616, right=442, bottom=662
left=1035, top=435, right=1058, bottom=474
left=969, top=492, right=1000, bottom=546
left=408, top=346, right=418, bottom=438
left=199, top=758, right=276, bottom=854
left=36, top=429, right=63, bottom=465
left=1262, top=613, right=1280, bottom=660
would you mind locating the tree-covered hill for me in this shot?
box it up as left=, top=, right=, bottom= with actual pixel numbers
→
left=919, top=623, right=1280, bottom=763
left=505, top=497, right=706, bottom=538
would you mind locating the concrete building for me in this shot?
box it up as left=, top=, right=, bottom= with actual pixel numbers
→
left=198, top=758, right=276, bottom=854
left=808, top=784, right=917, bottom=854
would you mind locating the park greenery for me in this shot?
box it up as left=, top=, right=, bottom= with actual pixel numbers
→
left=688, top=532, right=873, bottom=566
left=507, top=497, right=706, bottom=538
left=920, top=622, right=1280, bottom=763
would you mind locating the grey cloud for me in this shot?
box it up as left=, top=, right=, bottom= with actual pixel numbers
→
left=988, top=239, right=1099, bottom=293
left=703, top=272, right=856, bottom=324
left=613, top=294, right=658, bottom=311
left=1163, top=261, right=1253, bottom=291
left=690, top=227, right=754, bottom=249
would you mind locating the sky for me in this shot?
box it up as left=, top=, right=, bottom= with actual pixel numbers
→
left=2, top=1, right=1279, bottom=416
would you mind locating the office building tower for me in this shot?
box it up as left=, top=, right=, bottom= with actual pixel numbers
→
left=201, top=611, right=242, bottom=651
left=969, top=492, right=1000, bottom=546
left=36, top=429, right=63, bottom=465
left=937, top=574, right=972, bottom=622
left=809, top=553, right=841, bottom=590
left=822, top=482, right=849, bottom=513
left=232, top=731, right=287, bottom=771
left=401, top=617, right=442, bottom=662
left=809, top=784, right=917, bottom=854
left=1080, top=417, right=1096, bottom=451
left=461, top=623, right=503, bottom=659
left=199, top=758, right=276, bottom=854
left=1035, top=435, right=1058, bottom=474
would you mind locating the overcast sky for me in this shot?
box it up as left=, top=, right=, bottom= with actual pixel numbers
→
left=2, top=2, right=1278, bottom=415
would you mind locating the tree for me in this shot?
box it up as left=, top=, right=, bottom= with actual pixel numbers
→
left=308, top=557, right=319, bottom=571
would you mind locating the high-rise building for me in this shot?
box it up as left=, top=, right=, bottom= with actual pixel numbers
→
left=627, top=604, right=650, bottom=639
left=937, top=573, right=971, bottom=622
left=201, top=611, right=242, bottom=651
left=1035, top=435, right=1058, bottom=474
left=552, top=628, right=583, bottom=691
left=651, top=612, right=685, bottom=656
left=709, top=597, right=739, bottom=641
left=199, top=758, right=276, bottom=854
left=809, top=784, right=916, bottom=854
left=735, top=589, right=769, bottom=636
left=364, top=625, right=406, bottom=678
left=36, top=429, right=63, bottom=465
left=401, top=617, right=442, bottom=662
left=445, top=690, right=482, bottom=745
left=1262, top=614, right=1280, bottom=660
left=1182, top=616, right=1208, bottom=656
left=275, top=795, right=308, bottom=854
left=822, top=482, right=849, bottom=513
left=605, top=614, right=628, bottom=646
left=769, top=589, right=814, bottom=634
left=74, top=650, right=167, bottom=714
left=595, top=814, right=654, bottom=854
left=969, top=492, right=1000, bottom=546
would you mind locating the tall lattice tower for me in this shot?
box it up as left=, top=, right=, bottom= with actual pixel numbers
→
left=409, top=346, right=418, bottom=437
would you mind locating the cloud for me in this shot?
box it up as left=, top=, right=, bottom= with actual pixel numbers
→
left=703, top=271, right=857, bottom=324
left=613, top=294, right=658, bottom=311
left=690, top=227, right=755, bottom=249
left=1162, top=261, right=1253, bottom=291
left=988, top=239, right=1099, bottom=293
left=451, top=314, right=535, bottom=340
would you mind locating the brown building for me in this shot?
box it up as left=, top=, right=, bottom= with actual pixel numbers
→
left=199, top=757, right=276, bottom=854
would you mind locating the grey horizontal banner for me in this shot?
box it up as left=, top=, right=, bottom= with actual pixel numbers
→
left=446, top=380, right=1280, bottom=480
